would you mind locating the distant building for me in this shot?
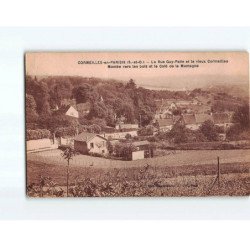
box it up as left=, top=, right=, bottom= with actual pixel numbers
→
left=101, top=130, right=138, bottom=140
left=131, top=140, right=153, bottom=159
left=180, top=112, right=234, bottom=130
left=157, top=118, right=174, bottom=132
left=54, top=105, right=79, bottom=119
left=195, top=114, right=213, bottom=125
left=74, top=132, right=108, bottom=155
left=212, top=113, right=234, bottom=129
left=181, top=114, right=198, bottom=130
left=115, top=123, right=139, bottom=130
left=132, top=140, right=151, bottom=151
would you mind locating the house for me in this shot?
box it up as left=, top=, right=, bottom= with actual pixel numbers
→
left=181, top=114, right=214, bottom=130
left=182, top=114, right=199, bottom=130
left=115, top=123, right=139, bottom=130
left=154, top=107, right=173, bottom=120
left=132, top=140, right=153, bottom=159
left=74, top=132, right=108, bottom=155
left=101, top=130, right=138, bottom=140
left=195, top=114, right=213, bottom=125
left=169, top=102, right=178, bottom=110
left=54, top=105, right=79, bottom=119
left=157, top=118, right=174, bottom=132
left=175, top=100, right=192, bottom=108
left=212, top=113, right=233, bottom=129
left=132, top=140, right=151, bottom=152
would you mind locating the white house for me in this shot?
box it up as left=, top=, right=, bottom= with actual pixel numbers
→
left=74, top=132, right=108, bottom=155
left=101, top=130, right=138, bottom=140
left=115, top=123, right=139, bottom=130
left=54, top=105, right=79, bottom=119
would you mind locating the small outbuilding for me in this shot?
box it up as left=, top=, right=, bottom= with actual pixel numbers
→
left=74, top=132, right=108, bottom=155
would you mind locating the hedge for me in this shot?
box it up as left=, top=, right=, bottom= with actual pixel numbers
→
left=55, top=127, right=76, bottom=138
left=26, top=129, right=51, bottom=141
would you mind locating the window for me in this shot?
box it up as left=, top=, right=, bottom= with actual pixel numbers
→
left=90, top=142, right=94, bottom=148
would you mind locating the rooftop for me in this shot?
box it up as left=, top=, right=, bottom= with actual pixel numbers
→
left=158, top=118, right=174, bottom=127
left=74, top=132, right=106, bottom=142
left=212, top=113, right=231, bottom=124
left=132, top=140, right=150, bottom=147
left=195, top=114, right=213, bottom=124
left=183, top=114, right=196, bottom=125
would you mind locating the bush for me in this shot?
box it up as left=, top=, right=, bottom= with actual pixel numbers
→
left=55, top=127, right=76, bottom=138
left=147, top=136, right=159, bottom=142
left=114, top=142, right=137, bottom=160
left=88, top=152, right=103, bottom=157
left=138, top=125, right=154, bottom=136
left=26, top=129, right=51, bottom=140
left=199, top=120, right=219, bottom=141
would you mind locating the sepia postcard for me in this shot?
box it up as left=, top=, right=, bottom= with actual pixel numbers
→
left=25, top=52, right=250, bottom=197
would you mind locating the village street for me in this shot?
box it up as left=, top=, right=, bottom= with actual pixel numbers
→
left=28, top=148, right=250, bottom=169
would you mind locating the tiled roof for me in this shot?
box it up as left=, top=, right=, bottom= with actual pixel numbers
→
left=74, top=132, right=96, bottom=142
left=158, top=118, right=174, bottom=127
left=132, top=140, right=150, bottom=147
left=54, top=105, right=71, bottom=115
left=212, top=113, right=231, bottom=124
left=183, top=114, right=196, bottom=125
left=195, top=114, right=213, bottom=124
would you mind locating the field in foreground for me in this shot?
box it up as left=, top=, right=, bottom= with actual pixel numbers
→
left=28, top=148, right=250, bottom=168
left=27, top=159, right=250, bottom=197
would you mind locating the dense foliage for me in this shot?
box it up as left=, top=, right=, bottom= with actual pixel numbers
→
left=26, top=76, right=166, bottom=133
left=26, top=129, right=51, bottom=141
left=26, top=75, right=249, bottom=141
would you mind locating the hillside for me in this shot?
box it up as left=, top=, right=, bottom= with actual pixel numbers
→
left=26, top=75, right=247, bottom=131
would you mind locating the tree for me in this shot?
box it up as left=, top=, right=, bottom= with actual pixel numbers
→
left=88, top=101, right=108, bottom=119
left=26, top=94, right=38, bottom=123
left=138, top=125, right=154, bottom=136
left=232, top=104, right=250, bottom=129
left=61, top=147, right=75, bottom=197
left=168, top=123, right=188, bottom=143
left=126, top=79, right=136, bottom=89
left=114, top=143, right=136, bottom=160
left=226, top=124, right=241, bottom=140
left=107, top=140, right=114, bottom=154
left=172, top=108, right=182, bottom=116
left=42, top=114, right=79, bottom=133
left=72, top=84, right=95, bottom=104
left=88, top=124, right=101, bottom=134
left=199, top=120, right=219, bottom=141
left=26, top=78, right=51, bottom=115
left=125, top=133, right=132, bottom=140
left=139, top=107, right=154, bottom=127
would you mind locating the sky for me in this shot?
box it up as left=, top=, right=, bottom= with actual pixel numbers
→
left=26, top=52, right=249, bottom=90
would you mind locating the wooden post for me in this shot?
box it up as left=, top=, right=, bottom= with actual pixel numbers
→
left=217, top=156, right=220, bottom=187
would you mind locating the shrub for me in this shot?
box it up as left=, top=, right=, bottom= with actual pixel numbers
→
left=55, top=127, right=76, bottom=138
left=138, top=125, right=154, bottom=136
left=26, top=129, right=51, bottom=140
